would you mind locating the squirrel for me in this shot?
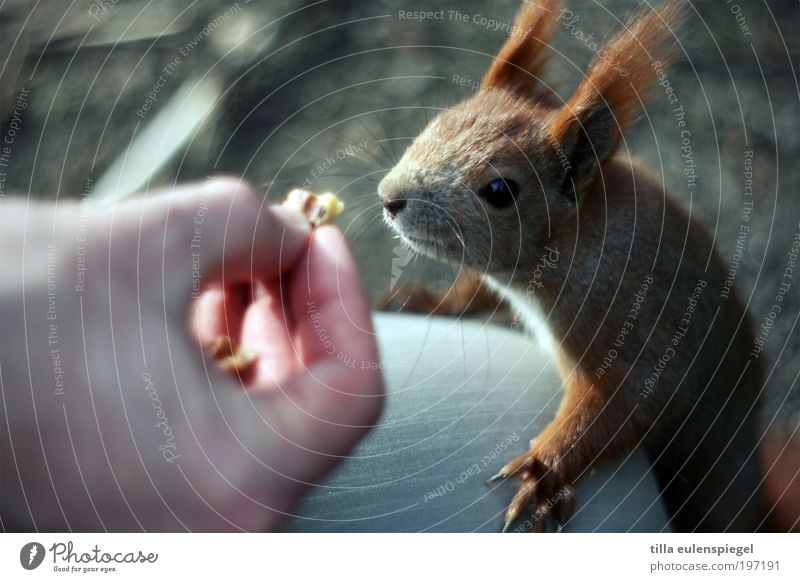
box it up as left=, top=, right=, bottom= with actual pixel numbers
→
left=377, top=0, right=765, bottom=532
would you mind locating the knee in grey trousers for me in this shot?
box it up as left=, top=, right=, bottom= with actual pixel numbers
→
left=283, top=313, right=670, bottom=532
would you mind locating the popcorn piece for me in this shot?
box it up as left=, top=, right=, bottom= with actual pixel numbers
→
left=283, top=188, right=344, bottom=225
left=207, top=335, right=236, bottom=359
left=217, top=349, right=257, bottom=375
left=207, top=335, right=256, bottom=375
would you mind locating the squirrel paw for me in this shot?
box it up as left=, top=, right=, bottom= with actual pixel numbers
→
left=376, top=283, right=439, bottom=314
left=487, top=449, right=577, bottom=533
left=376, top=277, right=506, bottom=317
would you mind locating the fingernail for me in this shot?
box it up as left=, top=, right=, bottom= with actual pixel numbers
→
left=271, top=204, right=312, bottom=234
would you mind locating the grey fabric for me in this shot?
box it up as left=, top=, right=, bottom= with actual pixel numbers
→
left=282, top=313, right=670, bottom=532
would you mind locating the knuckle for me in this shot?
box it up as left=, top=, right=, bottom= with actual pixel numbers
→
left=202, top=177, right=263, bottom=233
left=204, top=177, right=260, bottom=210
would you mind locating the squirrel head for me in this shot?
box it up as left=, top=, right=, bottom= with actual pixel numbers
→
left=379, top=0, right=685, bottom=276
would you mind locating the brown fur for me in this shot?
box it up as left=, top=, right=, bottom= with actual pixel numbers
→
left=483, top=0, right=561, bottom=95
left=377, top=270, right=509, bottom=321
left=550, top=2, right=686, bottom=146
left=378, top=0, right=763, bottom=532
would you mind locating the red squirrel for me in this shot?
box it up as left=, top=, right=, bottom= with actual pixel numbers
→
left=378, top=0, right=763, bottom=531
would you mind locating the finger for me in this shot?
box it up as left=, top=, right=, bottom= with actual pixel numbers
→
left=195, top=178, right=312, bottom=284
left=241, top=281, right=299, bottom=387
left=289, top=226, right=377, bottom=370
left=190, top=284, right=250, bottom=346
left=255, top=226, right=383, bottom=450
left=129, top=177, right=312, bottom=290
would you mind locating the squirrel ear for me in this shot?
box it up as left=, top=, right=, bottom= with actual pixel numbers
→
left=482, top=0, right=560, bottom=94
left=555, top=103, right=616, bottom=196
left=548, top=1, right=686, bottom=195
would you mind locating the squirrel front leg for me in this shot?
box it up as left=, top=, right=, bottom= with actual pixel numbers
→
left=491, top=369, right=640, bottom=532
left=376, top=270, right=508, bottom=318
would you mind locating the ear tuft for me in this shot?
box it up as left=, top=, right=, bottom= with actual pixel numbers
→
left=482, top=0, right=561, bottom=94
left=549, top=1, right=687, bottom=189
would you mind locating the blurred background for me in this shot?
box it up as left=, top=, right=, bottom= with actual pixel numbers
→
left=0, top=0, right=797, bottom=436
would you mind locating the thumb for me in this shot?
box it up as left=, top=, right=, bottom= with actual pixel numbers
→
left=192, top=178, right=312, bottom=285
left=109, top=177, right=312, bottom=300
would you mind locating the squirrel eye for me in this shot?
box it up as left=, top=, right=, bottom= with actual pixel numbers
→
left=478, top=178, right=519, bottom=209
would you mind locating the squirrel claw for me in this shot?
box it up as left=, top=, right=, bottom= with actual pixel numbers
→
left=493, top=448, right=576, bottom=533
left=486, top=470, right=505, bottom=484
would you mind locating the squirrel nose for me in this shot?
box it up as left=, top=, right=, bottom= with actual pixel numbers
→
left=384, top=198, right=407, bottom=217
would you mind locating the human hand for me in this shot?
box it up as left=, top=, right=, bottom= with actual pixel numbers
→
left=0, top=178, right=383, bottom=531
